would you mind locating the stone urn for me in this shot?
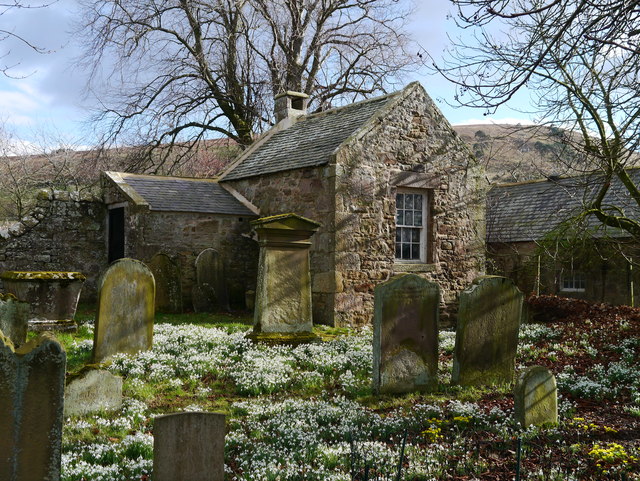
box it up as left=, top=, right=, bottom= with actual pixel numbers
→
left=0, top=271, right=86, bottom=332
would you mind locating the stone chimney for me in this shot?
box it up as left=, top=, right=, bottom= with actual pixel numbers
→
left=274, top=91, right=309, bottom=123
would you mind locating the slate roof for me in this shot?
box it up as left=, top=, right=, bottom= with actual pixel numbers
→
left=114, top=173, right=256, bottom=215
left=221, top=92, right=401, bottom=181
left=487, top=169, right=640, bottom=243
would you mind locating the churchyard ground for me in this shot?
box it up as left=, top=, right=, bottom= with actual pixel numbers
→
left=58, top=296, right=640, bottom=480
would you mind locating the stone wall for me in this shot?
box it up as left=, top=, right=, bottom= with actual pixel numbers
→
left=223, top=167, right=336, bottom=323
left=103, top=182, right=258, bottom=309
left=333, top=83, right=486, bottom=325
left=0, top=190, right=106, bottom=301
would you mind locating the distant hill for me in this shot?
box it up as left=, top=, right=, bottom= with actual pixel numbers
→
left=453, top=124, right=593, bottom=184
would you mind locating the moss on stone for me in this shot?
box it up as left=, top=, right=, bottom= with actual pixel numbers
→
left=246, top=331, right=320, bottom=346
left=0, top=271, right=87, bottom=281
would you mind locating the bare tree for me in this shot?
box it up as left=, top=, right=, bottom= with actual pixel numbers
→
left=78, top=0, right=416, bottom=172
left=0, top=0, right=56, bottom=75
left=431, top=0, right=640, bottom=240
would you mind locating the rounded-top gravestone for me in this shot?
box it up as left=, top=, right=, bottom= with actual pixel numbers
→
left=193, top=248, right=229, bottom=312
left=92, top=258, right=155, bottom=363
left=373, top=273, right=440, bottom=394
left=149, top=253, right=182, bottom=313
left=452, top=276, right=523, bottom=387
left=514, top=365, right=558, bottom=427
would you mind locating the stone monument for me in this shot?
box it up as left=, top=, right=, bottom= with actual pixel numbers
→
left=0, top=331, right=66, bottom=481
left=153, top=412, right=225, bottom=481
left=193, top=248, right=229, bottom=312
left=149, top=253, right=183, bottom=313
left=64, top=368, right=124, bottom=417
left=373, top=274, right=440, bottom=394
left=514, top=366, right=558, bottom=427
left=249, top=214, right=320, bottom=343
left=0, top=293, right=30, bottom=346
left=452, top=276, right=523, bottom=386
left=92, top=258, right=155, bottom=363
left=0, top=270, right=85, bottom=332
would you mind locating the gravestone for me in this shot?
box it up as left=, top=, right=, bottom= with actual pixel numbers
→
left=373, top=274, right=439, bottom=394
left=153, top=412, right=225, bottom=481
left=64, top=368, right=123, bottom=416
left=0, top=331, right=66, bottom=481
left=251, top=214, right=320, bottom=336
left=452, top=276, right=523, bottom=386
left=149, top=253, right=182, bottom=313
left=0, top=293, right=30, bottom=346
left=514, top=366, right=558, bottom=427
left=92, top=258, right=155, bottom=363
left=193, top=248, right=229, bottom=312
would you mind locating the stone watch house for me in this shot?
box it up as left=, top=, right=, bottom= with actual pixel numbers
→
left=0, top=81, right=486, bottom=326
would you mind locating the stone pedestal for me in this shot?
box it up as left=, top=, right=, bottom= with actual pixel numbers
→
left=0, top=271, right=85, bottom=332
left=250, top=214, right=320, bottom=340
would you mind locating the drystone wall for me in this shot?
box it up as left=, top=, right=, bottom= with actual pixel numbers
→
left=333, top=84, right=486, bottom=326
left=222, top=166, right=337, bottom=325
left=0, top=190, right=106, bottom=301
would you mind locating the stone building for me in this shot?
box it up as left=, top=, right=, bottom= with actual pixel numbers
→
left=487, top=171, right=640, bottom=305
left=101, top=172, right=259, bottom=308
left=219, top=82, right=486, bottom=325
left=0, top=81, right=486, bottom=325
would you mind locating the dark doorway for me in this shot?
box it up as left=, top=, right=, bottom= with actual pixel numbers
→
left=108, top=207, right=125, bottom=263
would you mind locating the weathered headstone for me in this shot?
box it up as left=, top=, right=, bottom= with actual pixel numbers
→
left=92, top=258, right=155, bottom=363
left=0, top=293, right=30, bottom=346
left=251, top=214, right=320, bottom=336
left=149, top=253, right=183, bottom=313
left=373, top=274, right=439, bottom=394
left=452, top=276, right=523, bottom=386
left=514, top=366, right=558, bottom=427
left=0, top=271, right=85, bottom=332
left=64, top=368, right=123, bottom=416
left=193, top=248, right=229, bottom=312
left=0, top=331, right=66, bottom=481
left=153, top=412, right=225, bottom=481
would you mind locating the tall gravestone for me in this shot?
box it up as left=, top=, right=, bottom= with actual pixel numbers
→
left=0, top=331, right=66, bottom=481
left=373, top=274, right=440, bottom=394
left=149, top=253, right=183, bottom=313
left=93, top=258, right=155, bottom=363
left=514, top=366, right=558, bottom=427
left=452, top=276, right=523, bottom=386
left=251, top=214, right=320, bottom=336
left=0, top=293, right=30, bottom=346
left=153, top=412, right=225, bottom=481
left=193, top=248, right=229, bottom=312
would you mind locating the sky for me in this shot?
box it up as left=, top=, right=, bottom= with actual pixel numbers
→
left=0, top=0, right=536, bottom=153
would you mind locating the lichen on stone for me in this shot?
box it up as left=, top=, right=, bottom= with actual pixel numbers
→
left=0, top=271, right=87, bottom=281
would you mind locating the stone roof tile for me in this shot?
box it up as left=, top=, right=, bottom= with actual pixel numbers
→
left=119, top=174, right=256, bottom=216
left=222, top=93, right=399, bottom=181
left=487, top=169, right=640, bottom=243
